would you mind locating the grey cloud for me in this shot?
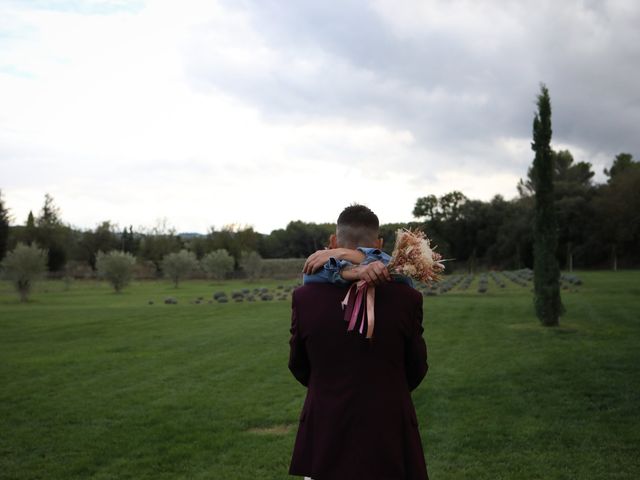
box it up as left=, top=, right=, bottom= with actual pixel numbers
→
left=184, top=0, right=639, bottom=177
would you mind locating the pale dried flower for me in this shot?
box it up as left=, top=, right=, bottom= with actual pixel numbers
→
left=387, top=228, right=444, bottom=284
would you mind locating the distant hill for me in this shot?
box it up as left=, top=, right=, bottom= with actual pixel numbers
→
left=178, top=232, right=205, bottom=239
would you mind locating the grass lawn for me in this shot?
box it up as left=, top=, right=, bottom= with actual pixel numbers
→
left=1, top=272, right=639, bottom=479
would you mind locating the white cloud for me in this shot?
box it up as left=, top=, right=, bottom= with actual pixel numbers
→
left=1, top=0, right=638, bottom=233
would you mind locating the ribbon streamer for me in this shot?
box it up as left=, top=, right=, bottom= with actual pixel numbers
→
left=342, top=281, right=376, bottom=339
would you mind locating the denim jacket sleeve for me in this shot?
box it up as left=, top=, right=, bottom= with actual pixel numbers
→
left=302, top=256, right=351, bottom=286
left=356, top=247, right=413, bottom=286
left=302, top=248, right=413, bottom=287
left=356, top=247, right=391, bottom=265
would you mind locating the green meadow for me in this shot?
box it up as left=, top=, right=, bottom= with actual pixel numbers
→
left=1, top=271, right=639, bottom=479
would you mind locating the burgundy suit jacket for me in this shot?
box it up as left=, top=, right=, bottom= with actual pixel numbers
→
left=288, top=282, right=429, bottom=480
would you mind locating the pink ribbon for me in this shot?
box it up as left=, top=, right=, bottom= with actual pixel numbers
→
left=366, top=285, right=375, bottom=338
left=341, top=281, right=376, bottom=339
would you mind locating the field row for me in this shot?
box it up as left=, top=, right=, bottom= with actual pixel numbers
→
left=416, top=269, right=583, bottom=296
left=0, top=269, right=585, bottom=307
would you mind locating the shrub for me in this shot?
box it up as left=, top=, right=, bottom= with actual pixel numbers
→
left=201, top=249, right=234, bottom=280
left=239, top=250, right=262, bottom=280
left=1, top=243, right=47, bottom=302
left=96, top=250, right=136, bottom=293
left=162, top=250, right=198, bottom=287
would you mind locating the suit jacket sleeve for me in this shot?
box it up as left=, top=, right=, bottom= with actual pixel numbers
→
left=405, top=293, right=428, bottom=391
left=288, top=291, right=310, bottom=387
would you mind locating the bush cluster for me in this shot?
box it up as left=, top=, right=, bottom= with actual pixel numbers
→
left=96, top=251, right=136, bottom=293
left=201, top=249, right=234, bottom=280
left=0, top=243, right=47, bottom=301
left=239, top=251, right=262, bottom=280
left=162, top=250, right=199, bottom=288
left=477, top=274, right=489, bottom=294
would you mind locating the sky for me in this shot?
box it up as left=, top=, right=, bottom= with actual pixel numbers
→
left=1, top=0, right=638, bottom=234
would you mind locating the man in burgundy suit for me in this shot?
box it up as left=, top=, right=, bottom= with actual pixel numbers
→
left=288, top=205, right=429, bottom=480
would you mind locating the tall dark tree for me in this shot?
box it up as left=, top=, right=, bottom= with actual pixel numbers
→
left=531, top=84, right=564, bottom=326
left=121, top=226, right=139, bottom=255
left=79, top=221, right=120, bottom=269
left=37, top=193, right=61, bottom=227
left=552, top=150, right=596, bottom=270
left=0, top=190, right=10, bottom=262
left=259, top=227, right=290, bottom=258
left=412, top=195, right=439, bottom=221
left=138, top=222, right=183, bottom=275
left=412, top=191, right=468, bottom=263
left=519, top=149, right=598, bottom=269
left=33, top=194, right=68, bottom=271
left=594, top=154, right=640, bottom=269
left=604, top=153, right=636, bottom=181
left=25, top=211, right=36, bottom=245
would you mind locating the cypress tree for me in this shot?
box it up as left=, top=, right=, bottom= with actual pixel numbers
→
left=531, top=84, right=564, bottom=326
left=25, top=211, right=36, bottom=245
left=0, top=190, right=10, bottom=262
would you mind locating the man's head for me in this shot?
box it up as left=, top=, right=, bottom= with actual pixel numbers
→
left=330, top=204, right=382, bottom=249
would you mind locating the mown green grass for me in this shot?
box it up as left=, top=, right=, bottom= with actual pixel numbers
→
left=1, top=272, right=639, bottom=479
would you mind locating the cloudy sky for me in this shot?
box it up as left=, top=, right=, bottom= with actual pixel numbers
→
left=1, top=0, right=638, bottom=234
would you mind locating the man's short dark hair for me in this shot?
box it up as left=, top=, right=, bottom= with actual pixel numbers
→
left=336, top=204, right=379, bottom=247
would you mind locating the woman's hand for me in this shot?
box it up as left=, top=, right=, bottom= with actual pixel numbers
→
left=341, top=261, right=391, bottom=286
left=302, top=248, right=366, bottom=274
left=303, top=249, right=341, bottom=274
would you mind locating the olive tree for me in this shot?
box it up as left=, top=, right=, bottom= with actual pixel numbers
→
left=162, top=249, right=198, bottom=287
left=96, top=250, right=136, bottom=293
left=239, top=250, right=262, bottom=280
left=201, top=249, right=234, bottom=280
left=1, top=243, right=47, bottom=302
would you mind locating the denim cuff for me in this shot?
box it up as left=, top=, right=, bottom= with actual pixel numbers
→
left=355, top=247, right=391, bottom=265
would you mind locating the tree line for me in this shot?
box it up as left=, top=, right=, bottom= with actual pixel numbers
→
left=0, top=150, right=638, bottom=275
left=411, top=152, right=638, bottom=271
